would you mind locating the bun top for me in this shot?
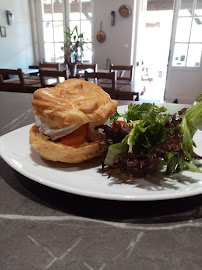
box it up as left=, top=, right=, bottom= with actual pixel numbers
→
left=32, top=78, right=118, bottom=129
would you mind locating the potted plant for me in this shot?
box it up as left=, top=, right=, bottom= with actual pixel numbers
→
left=61, top=25, right=86, bottom=76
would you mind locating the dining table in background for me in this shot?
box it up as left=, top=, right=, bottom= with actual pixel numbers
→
left=0, top=91, right=202, bottom=270
left=22, top=68, right=39, bottom=76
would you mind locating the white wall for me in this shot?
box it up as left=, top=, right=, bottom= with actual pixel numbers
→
left=164, top=69, right=202, bottom=104
left=93, top=0, right=134, bottom=69
left=0, top=0, right=34, bottom=69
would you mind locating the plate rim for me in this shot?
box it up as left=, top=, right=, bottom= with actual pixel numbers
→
left=1, top=115, right=202, bottom=201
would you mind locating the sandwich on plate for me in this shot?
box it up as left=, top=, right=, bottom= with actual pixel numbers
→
left=29, top=78, right=118, bottom=163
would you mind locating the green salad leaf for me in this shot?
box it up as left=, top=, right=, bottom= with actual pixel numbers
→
left=104, top=96, right=202, bottom=175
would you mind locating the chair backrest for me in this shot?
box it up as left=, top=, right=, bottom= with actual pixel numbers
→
left=116, top=91, right=139, bottom=101
left=110, top=64, right=133, bottom=81
left=84, top=71, right=116, bottom=99
left=0, top=68, right=26, bottom=92
left=39, top=69, right=68, bottom=88
left=77, top=64, right=98, bottom=72
left=39, top=62, right=60, bottom=70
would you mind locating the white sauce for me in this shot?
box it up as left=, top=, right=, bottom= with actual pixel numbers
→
left=35, top=116, right=82, bottom=140
left=35, top=117, right=110, bottom=141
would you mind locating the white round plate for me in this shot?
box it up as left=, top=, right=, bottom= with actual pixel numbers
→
left=0, top=105, right=202, bottom=201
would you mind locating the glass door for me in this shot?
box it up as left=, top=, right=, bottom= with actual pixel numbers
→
left=69, top=0, right=92, bottom=63
left=134, top=0, right=174, bottom=102
left=165, top=0, right=202, bottom=104
left=42, top=0, right=65, bottom=62
left=41, top=0, right=92, bottom=63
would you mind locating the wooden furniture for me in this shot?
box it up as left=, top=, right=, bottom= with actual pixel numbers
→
left=23, top=66, right=40, bottom=83
left=75, top=64, right=98, bottom=79
left=0, top=68, right=26, bottom=92
left=110, top=64, right=133, bottom=81
left=39, top=69, right=68, bottom=88
left=116, top=90, right=139, bottom=101
left=39, top=62, right=60, bottom=70
left=84, top=71, right=116, bottom=99
left=77, top=64, right=97, bottom=73
left=22, top=68, right=39, bottom=75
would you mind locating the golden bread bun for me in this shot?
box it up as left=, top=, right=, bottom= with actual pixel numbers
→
left=32, top=78, right=118, bottom=129
left=29, top=125, right=100, bottom=163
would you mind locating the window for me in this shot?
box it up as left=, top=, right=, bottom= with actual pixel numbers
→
left=41, top=0, right=92, bottom=63
left=42, top=0, right=64, bottom=63
left=172, top=0, right=202, bottom=67
left=69, top=0, right=92, bottom=63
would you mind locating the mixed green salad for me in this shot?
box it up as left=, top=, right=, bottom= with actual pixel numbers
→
left=98, top=94, right=202, bottom=177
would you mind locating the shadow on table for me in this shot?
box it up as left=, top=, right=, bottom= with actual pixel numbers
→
left=2, top=166, right=200, bottom=224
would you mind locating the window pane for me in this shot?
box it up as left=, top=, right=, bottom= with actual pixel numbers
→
left=190, top=17, right=202, bottom=42
left=172, top=43, right=188, bottom=66
left=42, top=0, right=52, bottom=21
left=81, top=21, right=91, bottom=41
left=195, top=0, right=202, bottom=15
left=187, top=44, right=202, bottom=66
left=175, top=17, right=192, bottom=42
left=53, top=22, right=64, bottom=42
left=81, top=0, right=91, bottom=20
left=82, top=43, right=92, bottom=63
left=44, top=43, right=55, bottom=62
left=43, top=22, right=53, bottom=42
left=55, top=42, right=64, bottom=63
left=70, top=0, right=80, bottom=20
left=179, top=0, right=194, bottom=16
left=69, top=21, right=81, bottom=34
left=53, top=0, right=63, bottom=20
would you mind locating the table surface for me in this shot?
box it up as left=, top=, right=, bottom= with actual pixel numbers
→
left=22, top=68, right=39, bottom=75
left=0, top=91, right=201, bottom=270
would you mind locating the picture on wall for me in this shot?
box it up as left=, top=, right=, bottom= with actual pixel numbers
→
left=0, top=26, right=6, bottom=37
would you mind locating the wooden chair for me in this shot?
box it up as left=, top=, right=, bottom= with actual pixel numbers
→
left=84, top=71, right=116, bottom=99
left=39, top=69, right=68, bottom=88
left=0, top=68, right=26, bottom=92
left=77, top=64, right=97, bottom=73
left=39, top=62, right=60, bottom=70
left=74, top=64, right=98, bottom=79
left=110, top=64, right=133, bottom=81
left=116, top=91, right=139, bottom=101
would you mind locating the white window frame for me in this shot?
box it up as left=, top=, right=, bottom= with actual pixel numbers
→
left=41, top=0, right=65, bottom=63
left=40, top=0, right=92, bottom=63
left=169, top=0, right=202, bottom=71
left=67, top=0, right=93, bottom=63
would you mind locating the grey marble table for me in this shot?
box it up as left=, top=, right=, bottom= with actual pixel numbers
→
left=0, top=91, right=202, bottom=270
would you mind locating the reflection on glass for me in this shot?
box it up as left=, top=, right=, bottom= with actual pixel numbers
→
left=187, top=44, right=202, bottom=66
left=81, top=0, right=91, bottom=20
left=70, top=0, right=80, bottom=20
left=175, top=17, right=192, bottom=42
left=55, top=42, right=64, bottom=63
left=69, top=21, right=81, bottom=33
left=179, top=0, right=194, bottom=16
left=43, top=2, right=52, bottom=21
left=82, top=43, right=92, bottom=63
left=53, top=22, right=64, bottom=42
left=43, top=22, right=53, bottom=42
left=81, top=21, right=91, bottom=41
left=172, top=43, right=188, bottom=66
left=53, top=0, right=63, bottom=20
left=190, top=17, right=202, bottom=42
left=44, top=43, right=55, bottom=62
left=195, top=0, right=202, bottom=16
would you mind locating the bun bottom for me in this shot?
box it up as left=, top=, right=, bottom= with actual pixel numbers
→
left=29, top=125, right=100, bottom=163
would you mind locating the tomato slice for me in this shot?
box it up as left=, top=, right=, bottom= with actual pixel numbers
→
left=111, top=120, right=126, bottom=127
left=59, top=124, right=90, bottom=146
